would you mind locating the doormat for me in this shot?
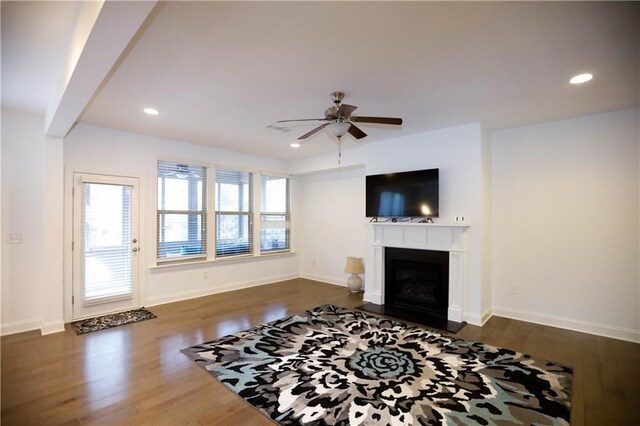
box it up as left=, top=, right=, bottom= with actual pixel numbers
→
left=71, top=308, right=157, bottom=335
left=182, top=304, right=573, bottom=425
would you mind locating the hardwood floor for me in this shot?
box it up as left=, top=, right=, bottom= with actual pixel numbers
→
left=2, top=278, right=638, bottom=425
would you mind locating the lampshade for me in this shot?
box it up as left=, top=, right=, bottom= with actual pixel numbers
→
left=345, top=257, right=365, bottom=274
left=329, top=122, right=351, bottom=138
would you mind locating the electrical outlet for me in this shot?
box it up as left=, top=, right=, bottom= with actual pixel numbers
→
left=510, top=285, right=518, bottom=295
left=203, top=271, right=209, bottom=280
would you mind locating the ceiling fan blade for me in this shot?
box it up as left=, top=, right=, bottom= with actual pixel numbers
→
left=351, top=116, right=403, bottom=125
left=337, top=104, right=357, bottom=117
left=276, top=118, right=327, bottom=123
left=298, top=122, right=330, bottom=140
left=348, top=124, right=367, bottom=140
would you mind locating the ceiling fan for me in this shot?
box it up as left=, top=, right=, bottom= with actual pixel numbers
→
left=276, top=91, right=403, bottom=141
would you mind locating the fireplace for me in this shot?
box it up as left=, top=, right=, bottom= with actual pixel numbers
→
left=384, top=247, right=449, bottom=320
left=360, top=222, right=469, bottom=333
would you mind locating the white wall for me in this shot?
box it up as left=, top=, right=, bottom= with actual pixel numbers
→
left=290, top=122, right=490, bottom=324
left=364, top=123, right=488, bottom=323
left=63, top=123, right=300, bottom=314
left=288, top=145, right=366, bottom=175
left=481, top=124, right=492, bottom=317
left=3, top=106, right=638, bottom=342
left=298, top=167, right=366, bottom=285
left=491, top=108, right=640, bottom=342
left=1, top=110, right=45, bottom=334
left=41, top=136, right=65, bottom=333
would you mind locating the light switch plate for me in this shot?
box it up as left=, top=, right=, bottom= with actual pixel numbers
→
left=8, top=233, right=22, bottom=244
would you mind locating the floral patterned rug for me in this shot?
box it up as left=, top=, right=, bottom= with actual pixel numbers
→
left=71, top=308, right=156, bottom=335
left=182, top=304, right=573, bottom=425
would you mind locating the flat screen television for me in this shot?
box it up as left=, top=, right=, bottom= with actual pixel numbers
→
left=366, top=169, right=439, bottom=218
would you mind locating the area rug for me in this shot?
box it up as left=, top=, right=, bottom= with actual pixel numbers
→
left=181, top=304, right=573, bottom=425
left=71, top=307, right=156, bottom=335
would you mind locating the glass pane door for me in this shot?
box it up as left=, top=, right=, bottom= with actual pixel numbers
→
left=73, top=174, right=139, bottom=319
left=82, top=182, right=132, bottom=302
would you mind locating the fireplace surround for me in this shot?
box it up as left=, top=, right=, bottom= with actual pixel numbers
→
left=360, top=222, right=470, bottom=332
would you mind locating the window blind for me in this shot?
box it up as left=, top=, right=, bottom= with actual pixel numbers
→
left=215, top=169, right=253, bottom=257
left=260, top=175, right=291, bottom=253
left=157, top=161, right=207, bottom=261
left=81, top=182, right=133, bottom=302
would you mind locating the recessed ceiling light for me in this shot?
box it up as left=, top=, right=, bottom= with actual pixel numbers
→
left=569, top=73, right=593, bottom=84
left=143, top=107, right=159, bottom=115
left=290, top=143, right=300, bottom=148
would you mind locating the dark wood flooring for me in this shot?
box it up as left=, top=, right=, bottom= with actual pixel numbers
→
left=1, top=278, right=638, bottom=425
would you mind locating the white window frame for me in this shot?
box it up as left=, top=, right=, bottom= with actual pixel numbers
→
left=260, top=174, right=291, bottom=254
left=156, top=159, right=210, bottom=264
left=152, top=159, right=293, bottom=268
left=214, top=167, right=254, bottom=258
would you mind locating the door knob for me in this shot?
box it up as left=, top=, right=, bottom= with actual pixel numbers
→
left=132, top=247, right=138, bottom=252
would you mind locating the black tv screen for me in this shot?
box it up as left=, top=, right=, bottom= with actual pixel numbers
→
left=366, top=169, right=439, bottom=218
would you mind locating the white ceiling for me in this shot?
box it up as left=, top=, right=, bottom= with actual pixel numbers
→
left=2, top=1, right=639, bottom=160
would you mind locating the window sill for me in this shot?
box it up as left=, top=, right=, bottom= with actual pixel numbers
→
left=149, top=250, right=296, bottom=271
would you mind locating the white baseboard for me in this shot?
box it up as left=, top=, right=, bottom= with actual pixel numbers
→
left=362, top=291, right=382, bottom=305
left=492, top=306, right=640, bottom=343
left=1, top=317, right=42, bottom=336
left=300, top=273, right=346, bottom=287
left=145, top=273, right=300, bottom=307
left=41, top=320, right=66, bottom=335
left=463, top=312, right=483, bottom=326
left=480, top=307, right=494, bottom=326
left=465, top=308, right=494, bottom=326
left=449, top=307, right=463, bottom=323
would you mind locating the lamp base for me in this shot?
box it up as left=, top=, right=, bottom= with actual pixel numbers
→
left=347, top=273, right=363, bottom=293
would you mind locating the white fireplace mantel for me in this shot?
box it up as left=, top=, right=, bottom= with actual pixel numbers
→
left=364, top=222, right=470, bottom=323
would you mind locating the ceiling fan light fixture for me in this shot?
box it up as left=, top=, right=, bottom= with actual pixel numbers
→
left=276, top=91, right=402, bottom=141
left=329, top=122, right=351, bottom=138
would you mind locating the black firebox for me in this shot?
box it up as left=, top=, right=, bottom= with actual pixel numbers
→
left=357, top=246, right=466, bottom=333
left=385, top=247, right=449, bottom=319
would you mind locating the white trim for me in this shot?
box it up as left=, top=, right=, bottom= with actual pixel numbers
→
left=63, top=167, right=145, bottom=323
left=214, top=163, right=259, bottom=174
left=492, top=306, right=640, bottom=343
left=480, top=307, right=493, bottom=326
left=463, top=307, right=493, bottom=326
left=259, top=170, right=291, bottom=179
left=149, top=250, right=296, bottom=271
left=363, top=291, right=383, bottom=305
left=366, top=223, right=470, bottom=323
left=157, top=155, right=212, bottom=169
left=369, top=222, right=471, bottom=228
left=72, top=172, right=141, bottom=320
left=290, top=163, right=365, bottom=177
left=300, top=273, right=347, bottom=287
left=449, top=307, right=464, bottom=323
left=40, top=320, right=65, bottom=335
left=145, top=273, right=299, bottom=307
left=1, top=318, right=42, bottom=336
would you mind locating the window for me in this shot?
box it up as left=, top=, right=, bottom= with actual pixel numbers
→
left=260, top=175, right=290, bottom=253
left=215, top=169, right=252, bottom=257
left=157, top=161, right=207, bottom=261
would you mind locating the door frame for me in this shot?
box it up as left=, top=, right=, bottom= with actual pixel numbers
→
left=64, top=168, right=145, bottom=323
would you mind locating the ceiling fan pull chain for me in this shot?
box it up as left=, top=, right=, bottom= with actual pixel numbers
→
left=338, top=138, right=342, bottom=165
